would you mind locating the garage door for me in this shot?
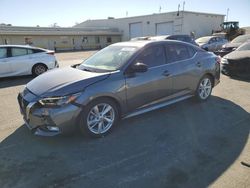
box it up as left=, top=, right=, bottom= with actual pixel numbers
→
left=156, top=22, right=174, bottom=35
left=129, top=22, right=143, bottom=39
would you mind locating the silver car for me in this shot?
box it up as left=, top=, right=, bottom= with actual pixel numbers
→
left=0, top=45, right=58, bottom=78
left=18, top=40, right=220, bottom=138
left=196, top=36, right=228, bottom=52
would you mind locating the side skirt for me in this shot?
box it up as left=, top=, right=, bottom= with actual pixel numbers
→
left=123, top=95, right=193, bottom=119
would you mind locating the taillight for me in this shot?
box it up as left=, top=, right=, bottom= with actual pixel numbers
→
left=216, top=56, right=221, bottom=64
left=46, top=51, right=55, bottom=55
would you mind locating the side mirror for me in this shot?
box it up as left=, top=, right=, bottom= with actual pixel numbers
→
left=131, top=62, right=148, bottom=73
left=71, top=63, right=81, bottom=68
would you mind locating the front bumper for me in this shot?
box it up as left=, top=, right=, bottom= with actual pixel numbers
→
left=17, top=93, right=82, bottom=136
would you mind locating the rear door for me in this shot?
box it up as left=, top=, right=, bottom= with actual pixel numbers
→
left=164, top=43, right=201, bottom=95
left=0, top=47, right=12, bottom=77
left=9, top=47, right=33, bottom=75
left=125, top=44, right=173, bottom=111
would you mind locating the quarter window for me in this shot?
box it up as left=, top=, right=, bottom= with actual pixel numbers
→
left=135, top=45, right=166, bottom=68
left=0, top=48, right=7, bottom=59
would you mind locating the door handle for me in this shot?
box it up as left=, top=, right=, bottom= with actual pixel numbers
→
left=196, top=62, right=202, bottom=67
left=162, top=70, right=170, bottom=77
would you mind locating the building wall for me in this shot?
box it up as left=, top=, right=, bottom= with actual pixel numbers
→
left=76, top=11, right=225, bottom=40
left=0, top=35, right=121, bottom=51
left=182, top=12, right=225, bottom=38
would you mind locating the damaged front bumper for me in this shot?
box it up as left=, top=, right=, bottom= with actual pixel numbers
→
left=17, top=93, right=81, bottom=136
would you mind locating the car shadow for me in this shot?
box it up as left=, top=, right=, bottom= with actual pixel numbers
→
left=0, top=96, right=249, bottom=188
left=225, top=74, right=250, bottom=82
left=0, top=75, right=33, bottom=89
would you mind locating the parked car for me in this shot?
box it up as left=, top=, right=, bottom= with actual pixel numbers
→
left=221, top=41, right=250, bottom=77
left=0, top=45, right=58, bottom=78
left=18, top=40, right=220, bottom=138
left=149, top=34, right=198, bottom=46
left=195, top=36, right=228, bottom=52
left=216, top=34, right=250, bottom=57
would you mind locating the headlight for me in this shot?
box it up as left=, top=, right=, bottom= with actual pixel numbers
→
left=221, top=58, right=229, bottom=65
left=39, top=93, right=81, bottom=107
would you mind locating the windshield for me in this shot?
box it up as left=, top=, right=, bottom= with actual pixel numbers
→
left=231, top=35, right=250, bottom=43
left=195, top=36, right=212, bottom=43
left=79, top=45, right=138, bottom=71
left=237, top=42, right=250, bottom=51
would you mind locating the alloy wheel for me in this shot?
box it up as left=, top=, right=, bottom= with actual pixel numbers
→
left=198, top=78, right=212, bottom=100
left=87, top=103, right=115, bottom=134
left=34, top=65, right=46, bottom=75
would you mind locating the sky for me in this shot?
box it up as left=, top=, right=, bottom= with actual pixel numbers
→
left=0, top=0, right=249, bottom=27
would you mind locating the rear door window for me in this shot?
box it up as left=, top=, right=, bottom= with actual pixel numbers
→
left=0, top=48, right=7, bottom=59
left=11, top=48, right=28, bottom=57
left=165, top=44, right=196, bottom=63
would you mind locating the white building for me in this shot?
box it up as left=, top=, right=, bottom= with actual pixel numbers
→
left=0, top=26, right=122, bottom=51
left=75, top=11, right=225, bottom=41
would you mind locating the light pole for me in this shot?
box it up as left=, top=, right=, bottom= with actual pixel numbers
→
left=226, top=8, right=229, bottom=22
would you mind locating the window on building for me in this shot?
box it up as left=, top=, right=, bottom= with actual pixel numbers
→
left=25, top=37, right=33, bottom=45
left=107, top=37, right=112, bottom=43
left=83, top=37, right=88, bottom=43
left=0, top=48, right=7, bottom=59
left=95, top=36, right=100, bottom=44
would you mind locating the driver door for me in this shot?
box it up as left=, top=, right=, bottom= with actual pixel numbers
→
left=124, top=44, right=173, bottom=112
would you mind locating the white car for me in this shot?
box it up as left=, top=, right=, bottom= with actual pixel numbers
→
left=0, top=45, right=59, bottom=78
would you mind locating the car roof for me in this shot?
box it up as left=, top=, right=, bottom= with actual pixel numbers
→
left=111, top=39, right=200, bottom=49
left=0, top=44, right=47, bottom=51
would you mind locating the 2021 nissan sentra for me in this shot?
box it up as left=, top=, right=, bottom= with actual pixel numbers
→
left=18, top=40, right=220, bottom=137
left=0, top=45, right=58, bottom=78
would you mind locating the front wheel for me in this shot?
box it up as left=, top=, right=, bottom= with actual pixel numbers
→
left=79, top=98, right=119, bottom=138
left=195, top=75, right=213, bottom=101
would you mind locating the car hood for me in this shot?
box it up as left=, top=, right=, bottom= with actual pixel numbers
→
left=26, top=67, right=110, bottom=97
left=196, top=42, right=206, bottom=46
left=224, top=50, right=250, bottom=60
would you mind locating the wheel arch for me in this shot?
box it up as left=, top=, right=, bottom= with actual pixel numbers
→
left=203, top=73, right=215, bottom=87
left=84, top=95, right=124, bottom=118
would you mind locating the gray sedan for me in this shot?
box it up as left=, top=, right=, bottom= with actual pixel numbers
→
left=18, top=40, right=220, bottom=137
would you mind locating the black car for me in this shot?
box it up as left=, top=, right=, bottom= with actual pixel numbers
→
left=216, top=34, right=250, bottom=57
left=132, top=34, right=198, bottom=46
left=221, top=42, right=250, bottom=77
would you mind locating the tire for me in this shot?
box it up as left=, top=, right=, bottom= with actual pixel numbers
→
left=79, top=98, right=119, bottom=138
left=32, top=64, right=47, bottom=76
left=195, top=75, right=213, bottom=101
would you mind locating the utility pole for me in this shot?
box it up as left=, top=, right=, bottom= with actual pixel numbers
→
left=226, top=8, right=229, bottom=22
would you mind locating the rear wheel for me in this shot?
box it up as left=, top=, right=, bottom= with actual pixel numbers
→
left=32, top=64, right=47, bottom=76
left=195, top=75, right=213, bottom=101
left=79, top=98, right=119, bottom=138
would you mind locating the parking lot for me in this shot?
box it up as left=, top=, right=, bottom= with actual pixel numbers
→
left=0, top=50, right=249, bottom=188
